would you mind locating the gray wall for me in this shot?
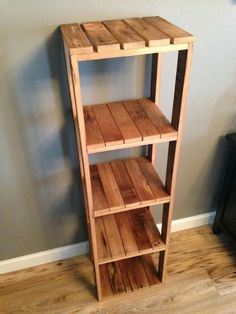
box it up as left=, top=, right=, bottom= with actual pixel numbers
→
left=1, top=0, right=236, bottom=260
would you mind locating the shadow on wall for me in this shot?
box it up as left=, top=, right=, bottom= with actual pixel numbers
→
left=11, top=27, right=88, bottom=249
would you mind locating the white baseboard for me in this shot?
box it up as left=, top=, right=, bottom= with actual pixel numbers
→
left=0, top=211, right=215, bottom=275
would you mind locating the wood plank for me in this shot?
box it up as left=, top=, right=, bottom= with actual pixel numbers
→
left=144, top=16, right=194, bottom=44
left=124, top=159, right=155, bottom=204
left=97, top=162, right=124, bottom=210
left=138, top=208, right=165, bottom=250
left=130, top=257, right=150, bottom=289
left=140, top=255, right=160, bottom=285
left=124, top=259, right=139, bottom=291
left=139, top=98, right=177, bottom=138
left=136, top=157, right=170, bottom=201
left=61, top=24, right=93, bottom=53
left=117, top=260, right=132, bottom=292
left=100, top=264, right=114, bottom=297
left=110, top=160, right=140, bottom=207
left=92, top=104, right=123, bottom=146
left=83, top=106, right=105, bottom=149
left=81, top=22, right=120, bottom=52
left=103, top=19, right=145, bottom=49
left=123, top=100, right=160, bottom=140
left=108, top=102, right=142, bottom=143
left=102, top=214, right=125, bottom=259
left=95, top=217, right=112, bottom=262
left=90, top=165, right=109, bottom=214
left=128, top=210, right=152, bottom=252
left=115, top=212, right=139, bottom=256
left=107, top=262, right=126, bottom=294
left=124, top=18, right=170, bottom=47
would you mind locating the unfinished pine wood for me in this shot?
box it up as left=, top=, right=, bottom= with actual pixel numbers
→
left=92, top=104, right=123, bottom=146
left=139, top=98, right=177, bottom=138
left=103, top=19, right=145, bottom=49
left=144, top=16, right=194, bottom=44
left=97, top=162, right=124, bottom=210
left=95, top=208, right=164, bottom=264
left=124, top=18, right=170, bottom=47
left=130, top=257, right=151, bottom=289
left=106, top=262, right=126, bottom=294
left=61, top=24, right=93, bottom=54
left=82, top=22, right=120, bottom=52
left=83, top=106, right=105, bottom=149
left=108, top=102, right=142, bottom=143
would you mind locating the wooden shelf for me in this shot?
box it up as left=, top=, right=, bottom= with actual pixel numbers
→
left=61, top=16, right=193, bottom=60
left=84, top=98, right=177, bottom=153
left=100, top=254, right=160, bottom=299
left=96, top=207, right=165, bottom=264
left=90, top=157, right=170, bottom=216
left=62, top=14, right=193, bottom=301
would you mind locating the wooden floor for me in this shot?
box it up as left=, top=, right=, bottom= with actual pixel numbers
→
left=1, top=226, right=236, bottom=313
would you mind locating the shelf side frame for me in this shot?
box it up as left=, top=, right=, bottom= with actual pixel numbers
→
left=158, top=43, right=193, bottom=282
left=62, top=39, right=102, bottom=300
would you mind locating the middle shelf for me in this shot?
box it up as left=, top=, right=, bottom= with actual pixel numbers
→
left=96, top=207, right=165, bottom=264
left=91, top=157, right=170, bottom=216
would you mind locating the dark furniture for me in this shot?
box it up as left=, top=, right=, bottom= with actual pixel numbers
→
left=213, top=133, right=236, bottom=241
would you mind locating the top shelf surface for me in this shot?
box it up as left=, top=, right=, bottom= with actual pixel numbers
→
left=61, top=16, right=194, bottom=60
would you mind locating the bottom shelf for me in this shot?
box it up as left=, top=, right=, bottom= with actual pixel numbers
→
left=100, top=254, right=161, bottom=299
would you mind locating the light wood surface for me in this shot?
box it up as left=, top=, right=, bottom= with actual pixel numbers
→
left=1, top=226, right=236, bottom=312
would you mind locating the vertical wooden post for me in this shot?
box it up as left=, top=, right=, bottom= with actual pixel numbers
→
left=147, top=53, right=163, bottom=164
left=64, top=49, right=102, bottom=300
left=159, top=43, right=193, bottom=282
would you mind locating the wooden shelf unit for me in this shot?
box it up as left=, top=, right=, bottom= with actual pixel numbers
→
left=61, top=16, right=193, bottom=301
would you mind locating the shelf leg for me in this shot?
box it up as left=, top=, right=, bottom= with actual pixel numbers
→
left=159, top=44, right=193, bottom=283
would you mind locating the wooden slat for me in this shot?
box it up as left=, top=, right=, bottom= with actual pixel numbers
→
left=138, top=208, right=165, bottom=249
left=139, top=98, right=177, bottom=138
left=61, top=24, right=93, bottom=54
left=92, top=104, right=123, bottom=146
left=103, top=19, right=145, bottom=49
left=130, top=257, right=150, bottom=289
left=100, top=264, right=114, bottom=297
left=140, top=255, right=160, bottom=285
left=96, top=217, right=112, bottom=262
left=125, top=259, right=139, bottom=291
left=136, top=157, right=170, bottom=201
left=115, top=212, right=139, bottom=256
left=124, top=100, right=160, bottom=140
left=124, top=18, right=170, bottom=47
left=117, top=260, right=132, bottom=292
left=124, top=159, right=155, bottom=204
left=144, top=16, right=194, bottom=44
left=110, top=160, right=140, bottom=207
left=102, top=214, right=125, bottom=259
left=108, top=102, right=142, bottom=143
left=107, top=262, right=126, bottom=294
left=128, top=210, right=152, bottom=252
left=83, top=106, right=105, bottom=149
left=81, top=22, right=120, bottom=52
left=97, top=163, right=124, bottom=210
left=90, top=165, right=109, bottom=214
